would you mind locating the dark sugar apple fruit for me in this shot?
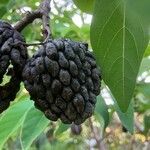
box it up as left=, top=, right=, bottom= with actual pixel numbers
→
left=0, top=21, right=28, bottom=113
left=23, top=39, right=101, bottom=124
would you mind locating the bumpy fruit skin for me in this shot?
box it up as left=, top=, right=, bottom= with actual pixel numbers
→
left=23, top=39, right=101, bottom=124
left=0, top=21, right=28, bottom=113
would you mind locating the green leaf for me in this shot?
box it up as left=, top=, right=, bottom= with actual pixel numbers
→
left=54, top=123, right=70, bottom=137
left=136, top=83, right=150, bottom=100
left=0, top=0, right=10, bottom=5
left=7, top=0, right=16, bottom=10
left=0, top=6, right=7, bottom=18
left=25, top=0, right=39, bottom=9
left=0, top=100, right=33, bottom=148
left=50, top=141, right=67, bottom=150
left=134, top=83, right=150, bottom=113
left=138, top=57, right=150, bottom=76
left=144, top=44, right=150, bottom=57
left=0, top=0, right=15, bottom=18
left=73, top=0, right=95, bottom=13
left=95, top=95, right=109, bottom=128
left=114, top=99, right=134, bottom=133
left=95, top=113, right=105, bottom=132
left=127, top=0, right=150, bottom=25
left=91, top=0, right=149, bottom=112
left=21, top=107, right=49, bottom=150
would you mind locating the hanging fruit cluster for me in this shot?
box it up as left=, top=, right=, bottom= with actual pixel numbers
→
left=0, top=0, right=101, bottom=125
left=0, top=21, right=28, bottom=113
left=22, top=39, right=101, bottom=124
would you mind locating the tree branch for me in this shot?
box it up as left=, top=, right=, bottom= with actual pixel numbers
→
left=14, top=0, right=52, bottom=41
left=14, top=10, right=42, bottom=32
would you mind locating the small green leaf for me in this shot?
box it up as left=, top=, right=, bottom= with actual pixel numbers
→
left=95, top=113, right=105, bottom=132
left=136, top=83, right=150, bottom=100
left=134, top=83, right=150, bottom=113
left=21, top=107, right=49, bottom=150
left=54, top=123, right=70, bottom=137
left=73, top=0, right=95, bottom=13
left=138, top=57, right=150, bottom=76
left=0, top=100, right=33, bottom=148
left=91, top=0, right=149, bottom=112
left=95, top=95, right=109, bottom=128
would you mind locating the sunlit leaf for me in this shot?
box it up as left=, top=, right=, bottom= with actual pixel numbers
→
left=21, top=107, right=49, bottom=150
left=0, top=100, right=33, bottom=148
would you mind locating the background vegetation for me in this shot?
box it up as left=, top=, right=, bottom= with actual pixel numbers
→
left=0, top=0, right=149, bottom=149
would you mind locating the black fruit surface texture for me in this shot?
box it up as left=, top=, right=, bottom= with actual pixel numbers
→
left=0, top=20, right=28, bottom=113
left=23, top=39, right=101, bottom=124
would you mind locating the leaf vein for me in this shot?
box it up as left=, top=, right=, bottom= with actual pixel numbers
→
left=96, top=2, right=121, bottom=50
